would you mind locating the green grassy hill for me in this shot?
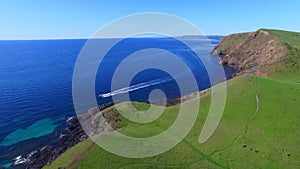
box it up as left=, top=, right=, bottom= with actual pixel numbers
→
left=44, top=30, right=300, bottom=169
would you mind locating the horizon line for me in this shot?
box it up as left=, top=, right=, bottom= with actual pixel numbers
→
left=0, top=35, right=225, bottom=41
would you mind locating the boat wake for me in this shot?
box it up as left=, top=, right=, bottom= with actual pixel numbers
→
left=99, top=76, right=174, bottom=98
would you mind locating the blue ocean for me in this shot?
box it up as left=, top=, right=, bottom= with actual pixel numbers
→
left=0, top=37, right=233, bottom=168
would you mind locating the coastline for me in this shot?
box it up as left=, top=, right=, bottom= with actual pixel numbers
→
left=13, top=76, right=235, bottom=169
left=9, top=39, right=242, bottom=169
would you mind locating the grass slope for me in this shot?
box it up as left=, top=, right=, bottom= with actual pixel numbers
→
left=260, top=29, right=300, bottom=83
left=211, top=76, right=300, bottom=168
left=44, top=74, right=300, bottom=169
left=263, top=29, right=300, bottom=48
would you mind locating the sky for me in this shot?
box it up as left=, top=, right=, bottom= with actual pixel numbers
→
left=0, top=0, right=299, bottom=40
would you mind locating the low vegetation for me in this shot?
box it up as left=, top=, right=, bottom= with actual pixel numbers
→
left=44, top=73, right=300, bottom=169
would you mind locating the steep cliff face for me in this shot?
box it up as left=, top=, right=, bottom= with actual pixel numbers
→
left=211, top=29, right=289, bottom=70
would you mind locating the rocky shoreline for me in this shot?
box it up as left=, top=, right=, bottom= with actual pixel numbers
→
left=13, top=103, right=114, bottom=169
left=13, top=89, right=220, bottom=169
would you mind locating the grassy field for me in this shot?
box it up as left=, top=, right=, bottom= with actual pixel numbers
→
left=44, top=74, right=300, bottom=169
left=44, top=30, right=300, bottom=169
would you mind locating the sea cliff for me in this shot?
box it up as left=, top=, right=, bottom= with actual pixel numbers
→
left=211, top=29, right=289, bottom=71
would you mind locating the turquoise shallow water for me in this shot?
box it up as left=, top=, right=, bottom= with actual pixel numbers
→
left=1, top=163, right=11, bottom=168
left=0, top=116, right=65, bottom=146
left=0, top=39, right=85, bottom=168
